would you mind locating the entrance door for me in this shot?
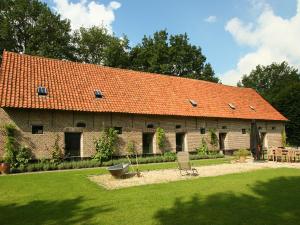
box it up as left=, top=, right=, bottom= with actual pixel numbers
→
left=65, top=132, right=81, bottom=157
left=176, top=133, right=185, bottom=152
left=143, top=133, right=154, bottom=154
left=219, top=133, right=226, bottom=153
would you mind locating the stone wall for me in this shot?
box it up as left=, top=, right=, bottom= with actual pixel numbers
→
left=0, top=107, right=285, bottom=159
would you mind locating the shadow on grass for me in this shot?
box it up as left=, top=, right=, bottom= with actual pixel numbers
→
left=154, top=176, right=300, bottom=225
left=0, top=196, right=113, bottom=225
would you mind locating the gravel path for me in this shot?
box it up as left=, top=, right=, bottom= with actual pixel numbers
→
left=89, top=160, right=300, bottom=190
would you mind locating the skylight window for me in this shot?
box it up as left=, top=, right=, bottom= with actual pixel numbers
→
left=250, top=105, right=256, bottom=111
left=228, top=103, right=236, bottom=110
left=189, top=99, right=197, bottom=107
left=94, top=90, right=103, bottom=98
left=37, top=86, right=47, bottom=96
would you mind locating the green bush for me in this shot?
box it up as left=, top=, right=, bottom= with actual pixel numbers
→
left=93, top=128, right=118, bottom=162
left=163, top=151, right=176, bottom=161
left=156, top=127, right=166, bottom=152
left=233, top=149, right=250, bottom=158
left=3, top=124, right=17, bottom=165
left=197, top=138, right=209, bottom=156
left=16, top=146, right=32, bottom=167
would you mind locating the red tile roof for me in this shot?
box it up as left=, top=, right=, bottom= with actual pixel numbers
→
left=0, top=51, right=287, bottom=121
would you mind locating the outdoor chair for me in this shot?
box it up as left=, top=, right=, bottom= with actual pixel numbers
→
left=267, top=148, right=275, bottom=161
left=275, top=148, right=287, bottom=162
left=177, top=152, right=198, bottom=176
left=287, top=150, right=296, bottom=163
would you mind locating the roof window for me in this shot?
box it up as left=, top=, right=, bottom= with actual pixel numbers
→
left=94, top=90, right=103, bottom=98
left=228, top=103, right=236, bottom=110
left=189, top=99, right=197, bottom=107
left=249, top=105, right=256, bottom=111
left=37, top=86, right=47, bottom=96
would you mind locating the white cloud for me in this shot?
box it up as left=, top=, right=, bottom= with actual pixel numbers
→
left=221, top=0, right=300, bottom=86
left=53, top=0, right=121, bottom=32
left=204, top=16, right=217, bottom=23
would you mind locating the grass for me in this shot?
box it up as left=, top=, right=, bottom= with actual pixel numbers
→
left=1, top=158, right=300, bottom=225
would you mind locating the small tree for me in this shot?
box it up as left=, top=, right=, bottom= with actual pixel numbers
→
left=126, top=140, right=140, bottom=176
left=156, top=127, right=166, bottom=153
left=93, top=128, right=118, bottom=163
left=197, top=137, right=208, bottom=155
left=3, top=124, right=17, bottom=166
left=51, top=134, right=64, bottom=164
left=209, top=129, right=219, bottom=151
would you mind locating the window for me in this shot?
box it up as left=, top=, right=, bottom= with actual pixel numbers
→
left=200, top=128, right=206, bottom=134
left=94, top=90, right=103, bottom=98
left=189, top=99, right=197, bottom=107
left=175, top=125, right=181, bottom=129
left=76, top=122, right=86, bottom=128
left=249, top=105, right=256, bottom=111
left=228, top=103, right=236, bottom=109
left=147, top=124, right=154, bottom=129
left=32, top=125, right=43, bottom=134
left=242, top=129, right=246, bottom=134
left=222, top=126, right=227, bottom=129
left=114, top=127, right=122, bottom=134
left=272, top=126, right=276, bottom=130
left=37, top=86, right=47, bottom=96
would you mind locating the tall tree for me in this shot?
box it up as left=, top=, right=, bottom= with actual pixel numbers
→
left=274, top=83, right=300, bottom=146
left=129, top=30, right=219, bottom=82
left=238, top=62, right=300, bottom=103
left=239, top=62, right=300, bottom=146
left=72, top=26, right=129, bottom=68
left=0, top=0, right=74, bottom=61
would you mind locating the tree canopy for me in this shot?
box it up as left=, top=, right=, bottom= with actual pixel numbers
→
left=238, top=62, right=300, bottom=103
left=129, top=30, right=219, bottom=82
left=0, top=0, right=74, bottom=61
left=239, top=62, right=300, bottom=146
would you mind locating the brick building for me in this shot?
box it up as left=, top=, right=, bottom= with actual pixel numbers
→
left=0, top=51, right=287, bottom=159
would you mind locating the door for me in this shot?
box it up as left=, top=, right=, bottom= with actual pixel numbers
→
left=219, top=133, right=226, bottom=153
left=176, top=133, right=185, bottom=152
left=143, top=133, right=154, bottom=154
left=65, top=132, right=81, bottom=157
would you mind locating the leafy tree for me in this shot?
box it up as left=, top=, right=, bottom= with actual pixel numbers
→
left=273, top=83, right=300, bottom=146
left=239, top=62, right=300, bottom=146
left=0, top=0, right=74, bottom=61
left=238, top=62, right=300, bottom=103
left=129, top=30, right=219, bottom=82
left=72, top=26, right=129, bottom=67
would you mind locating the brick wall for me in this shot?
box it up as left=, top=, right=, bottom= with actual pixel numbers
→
left=0, top=107, right=285, bottom=159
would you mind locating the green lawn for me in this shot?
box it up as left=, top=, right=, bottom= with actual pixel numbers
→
left=1, top=158, right=300, bottom=225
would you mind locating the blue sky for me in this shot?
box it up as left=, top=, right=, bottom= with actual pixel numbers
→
left=43, top=0, right=299, bottom=85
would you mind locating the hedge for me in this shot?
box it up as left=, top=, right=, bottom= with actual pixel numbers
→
left=9, top=153, right=224, bottom=174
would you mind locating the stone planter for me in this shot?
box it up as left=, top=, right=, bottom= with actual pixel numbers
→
left=0, top=163, right=11, bottom=174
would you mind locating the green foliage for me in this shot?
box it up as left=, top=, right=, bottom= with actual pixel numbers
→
left=129, top=30, right=219, bottom=82
left=274, top=83, right=300, bottom=146
left=15, top=146, right=31, bottom=167
left=209, top=129, right=219, bottom=150
left=50, top=135, right=64, bottom=164
left=163, top=151, right=177, bottom=161
left=93, top=128, right=118, bottom=162
left=0, top=0, right=74, bottom=61
left=156, top=127, right=166, bottom=151
left=197, top=138, right=209, bottom=155
left=233, top=149, right=250, bottom=158
left=3, top=124, right=17, bottom=164
left=72, top=26, right=130, bottom=67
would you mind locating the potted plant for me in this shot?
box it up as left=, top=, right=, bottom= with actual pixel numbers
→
left=0, top=159, right=11, bottom=174
left=233, top=149, right=250, bottom=163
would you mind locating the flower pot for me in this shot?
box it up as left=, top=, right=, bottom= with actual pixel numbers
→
left=0, top=163, right=11, bottom=174
left=239, top=156, right=246, bottom=163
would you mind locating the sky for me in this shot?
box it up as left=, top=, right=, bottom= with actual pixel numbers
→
left=43, top=0, right=299, bottom=86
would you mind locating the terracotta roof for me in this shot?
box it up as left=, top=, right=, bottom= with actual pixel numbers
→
left=0, top=51, right=287, bottom=121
